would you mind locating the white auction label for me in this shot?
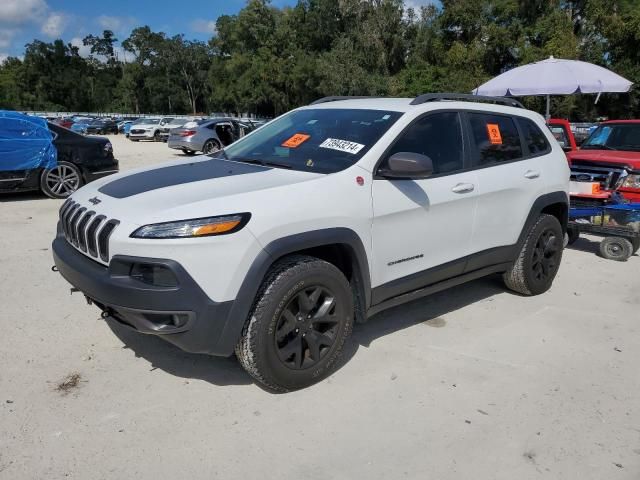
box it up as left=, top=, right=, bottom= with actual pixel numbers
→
left=319, top=138, right=365, bottom=155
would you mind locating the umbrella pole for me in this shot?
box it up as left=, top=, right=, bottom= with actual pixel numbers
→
left=545, top=95, right=551, bottom=121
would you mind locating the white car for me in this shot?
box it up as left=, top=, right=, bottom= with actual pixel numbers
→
left=53, top=94, right=569, bottom=391
left=128, top=117, right=171, bottom=142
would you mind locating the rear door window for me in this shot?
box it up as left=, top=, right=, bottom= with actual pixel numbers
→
left=468, top=113, right=523, bottom=165
left=518, top=118, right=551, bottom=156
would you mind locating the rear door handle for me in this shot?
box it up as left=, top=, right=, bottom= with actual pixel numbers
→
left=451, top=183, right=475, bottom=194
left=524, top=170, right=540, bottom=179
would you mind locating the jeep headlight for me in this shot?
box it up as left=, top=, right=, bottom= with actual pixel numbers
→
left=621, top=174, right=640, bottom=189
left=131, top=213, right=250, bottom=239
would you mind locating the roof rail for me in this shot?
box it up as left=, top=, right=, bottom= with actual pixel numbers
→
left=309, top=96, right=379, bottom=105
left=410, top=93, right=524, bottom=109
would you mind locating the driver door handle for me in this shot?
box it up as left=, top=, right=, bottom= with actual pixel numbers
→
left=524, top=170, right=540, bottom=179
left=451, top=183, right=475, bottom=194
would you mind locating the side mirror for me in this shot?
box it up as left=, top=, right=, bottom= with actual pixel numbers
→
left=379, top=152, right=434, bottom=179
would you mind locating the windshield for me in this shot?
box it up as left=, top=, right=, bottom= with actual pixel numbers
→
left=223, top=108, right=402, bottom=173
left=133, top=118, right=160, bottom=125
left=581, top=123, right=640, bottom=151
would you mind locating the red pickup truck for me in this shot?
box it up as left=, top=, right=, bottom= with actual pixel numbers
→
left=549, top=119, right=640, bottom=204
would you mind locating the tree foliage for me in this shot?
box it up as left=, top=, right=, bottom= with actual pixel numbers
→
left=0, top=0, right=638, bottom=120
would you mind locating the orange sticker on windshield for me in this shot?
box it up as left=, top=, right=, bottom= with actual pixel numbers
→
left=487, top=124, right=502, bottom=145
left=282, top=133, right=310, bottom=148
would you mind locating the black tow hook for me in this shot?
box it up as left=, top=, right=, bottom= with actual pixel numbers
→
left=51, top=265, right=59, bottom=272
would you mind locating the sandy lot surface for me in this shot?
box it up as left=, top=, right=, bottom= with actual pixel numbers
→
left=1, top=134, right=639, bottom=479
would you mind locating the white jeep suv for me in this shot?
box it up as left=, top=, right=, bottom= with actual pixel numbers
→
left=53, top=94, right=569, bottom=391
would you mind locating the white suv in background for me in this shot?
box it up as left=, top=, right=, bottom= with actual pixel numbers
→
left=53, top=94, right=569, bottom=392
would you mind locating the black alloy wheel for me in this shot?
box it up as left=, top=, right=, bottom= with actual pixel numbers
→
left=503, top=214, right=564, bottom=296
left=531, top=228, right=561, bottom=283
left=275, top=286, right=340, bottom=370
left=235, top=255, right=354, bottom=392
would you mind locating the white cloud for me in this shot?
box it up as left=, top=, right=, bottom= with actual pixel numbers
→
left=41, top=12, right=67, bottom=38
left=191, top=19, right=217, bottom=35
left=0, top=0, right=48, bottom=25
left=70, top=36, right=92, bottom=58
left=0, top=29, right=17, bottom=49
left=0, top=53, right=8, bottom=64
left=97, top=15, right=135, bottom=33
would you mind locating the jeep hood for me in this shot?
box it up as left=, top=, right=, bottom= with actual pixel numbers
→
left=568, top=150, right=640, bottom=170
left=75, top=157, right=322, bottom=223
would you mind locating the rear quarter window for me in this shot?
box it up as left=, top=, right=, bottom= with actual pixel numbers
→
left=468, top=113, right=523, bottom=165
left=518, top=118, right=551, bottom=156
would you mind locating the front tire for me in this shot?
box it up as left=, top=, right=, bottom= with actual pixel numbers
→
left=503, top=214, right=563, bottom=296
left=40, top=161, right=83, bottom=199
left=236, top=255, right=354, bottom=392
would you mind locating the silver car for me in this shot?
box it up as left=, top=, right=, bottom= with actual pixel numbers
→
left=167, top=118, right=254, bottom=155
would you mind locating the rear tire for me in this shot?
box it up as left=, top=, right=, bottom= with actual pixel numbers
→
left=202, top=139, right=221, bottom=155
left=631, top=237, right=640, bottom=255
left=599, top=237, right=633, bottom=261
left=236, top=255, right=354, bottom=392
left=153, top=131, right=161, bottom=142
left=566, top=226, right=580, bottom=245
left=40, top=161, right=83, bottom=199
left=503, top=214, right=563, bottom=296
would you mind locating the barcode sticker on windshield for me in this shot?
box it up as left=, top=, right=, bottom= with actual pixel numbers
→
left=319, top=138, right=365, bottom=155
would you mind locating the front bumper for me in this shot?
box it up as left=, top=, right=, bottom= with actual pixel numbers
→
left=52, top=234, right=236, bottom=355
left=129, top=131, right=155, bottom=140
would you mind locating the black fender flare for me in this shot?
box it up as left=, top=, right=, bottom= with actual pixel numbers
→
left=213, top=227, right=371, bottom=356
left=517, top=191, right=569, bottom=249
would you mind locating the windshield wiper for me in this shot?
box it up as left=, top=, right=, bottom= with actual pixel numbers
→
left=230, top=157, right=293, bottom=169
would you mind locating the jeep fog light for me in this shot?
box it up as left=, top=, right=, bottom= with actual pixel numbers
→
left=130, top=213, right=250, bottom=239
left=130, top=263, right=178, bottom=287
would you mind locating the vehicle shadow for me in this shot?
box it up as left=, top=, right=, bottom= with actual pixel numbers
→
left=105, top=276, right=504, bottom=391
left=565, top=236, right=601, bottom=256
left=105, top=319, right=252, bottom=387
left=0, top=191, right=49, bottom=202
left=338, top=276, right=505, bottom=368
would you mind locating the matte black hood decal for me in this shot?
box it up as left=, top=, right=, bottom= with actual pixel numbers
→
left=98, top=159, right=270, bottom=199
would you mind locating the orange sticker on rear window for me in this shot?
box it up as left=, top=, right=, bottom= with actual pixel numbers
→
left=486, top=124, right=502, bottom=144
left=282, top=133, right=310, bottom=148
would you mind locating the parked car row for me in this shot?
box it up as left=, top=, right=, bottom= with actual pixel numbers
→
left=1, top=111, right=119, bottom=199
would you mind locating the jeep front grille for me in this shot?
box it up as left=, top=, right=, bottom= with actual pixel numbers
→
left=59, top=200, right=119, bottom=263
left=570, top=162, right=629, bottom=191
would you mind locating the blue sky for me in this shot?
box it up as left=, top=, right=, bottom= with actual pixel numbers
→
left=0, top=0, right=435, bottom=62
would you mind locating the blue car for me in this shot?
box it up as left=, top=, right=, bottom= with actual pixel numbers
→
left=70, top=118, right=93, bottom=134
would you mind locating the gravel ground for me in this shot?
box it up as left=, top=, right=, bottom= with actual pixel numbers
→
left=1, top=135, right=639, bottom=479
